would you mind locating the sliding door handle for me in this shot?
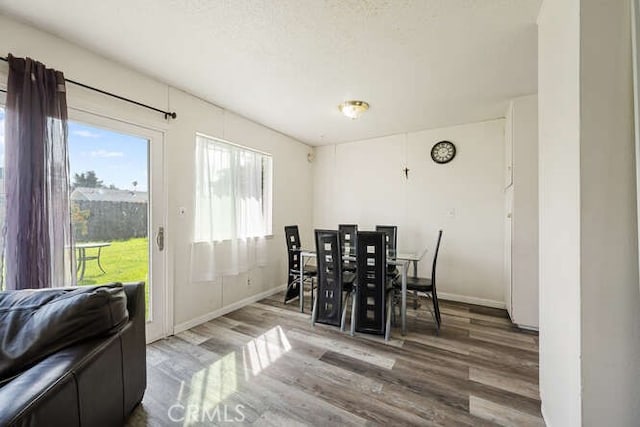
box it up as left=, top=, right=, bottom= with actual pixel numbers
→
left=156, top=226, right=165, bottom=251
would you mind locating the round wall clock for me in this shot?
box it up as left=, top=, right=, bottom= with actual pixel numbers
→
left=430, top=140, right=456, bottom=164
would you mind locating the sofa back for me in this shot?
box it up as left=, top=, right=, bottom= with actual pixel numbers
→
left=0, top=283, right=129, bottom=383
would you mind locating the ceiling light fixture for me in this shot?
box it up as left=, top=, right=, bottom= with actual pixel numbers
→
left=338, top=100, right=370, bottom=119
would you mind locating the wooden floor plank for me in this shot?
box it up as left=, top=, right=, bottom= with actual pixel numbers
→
left=470, top=367, right=540, bottom=400
left=128, top=291, right=544, bottom=426
left=470, top=396, right=545, bottom=427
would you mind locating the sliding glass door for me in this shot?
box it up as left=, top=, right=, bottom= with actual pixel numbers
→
left=67, top=110, right=167, bottom=342
left=0, top=98, right=168, bottom=341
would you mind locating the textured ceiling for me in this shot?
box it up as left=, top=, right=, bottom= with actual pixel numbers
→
left=0, top=0, right=541, bottom=145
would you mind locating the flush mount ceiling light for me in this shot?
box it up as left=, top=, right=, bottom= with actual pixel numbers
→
left=338, top=100, right=370, bottom=119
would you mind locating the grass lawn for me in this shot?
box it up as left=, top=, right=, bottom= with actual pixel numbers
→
left=77, top=237, right=150, bottom=317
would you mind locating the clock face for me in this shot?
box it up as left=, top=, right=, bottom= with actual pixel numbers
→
left=431, top=141, right=456, bottom=164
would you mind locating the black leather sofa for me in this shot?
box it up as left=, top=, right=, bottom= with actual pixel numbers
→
left=0, top=283, right=146, bottom=427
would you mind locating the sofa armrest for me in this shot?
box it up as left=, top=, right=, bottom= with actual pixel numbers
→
left=121, top=282, right=147, bottom=415
left=123, top=282, right=145, bottom=326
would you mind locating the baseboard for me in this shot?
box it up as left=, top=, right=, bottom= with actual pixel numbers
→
left=437, top=292, right=506, bottom=309
left=173, top=287, right=505, bottom=333
left=515, top=324, right=539, bottom=332
left=173, top=284, right=287, bottom=334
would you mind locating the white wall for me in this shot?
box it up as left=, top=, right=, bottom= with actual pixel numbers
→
left=538, top=0, right=640, bottom=425
left=579, top=0, right=640, bottom=424
left=538, top=0, right=582, bottom=424
left=313, top=119, right=506, bottom=307
left=0, top=14, right=314, bottom=331
left=166, top=92, right=314, bottom=329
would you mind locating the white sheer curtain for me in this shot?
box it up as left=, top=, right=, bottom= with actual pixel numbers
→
left=191, top=135, right=271, bottom=281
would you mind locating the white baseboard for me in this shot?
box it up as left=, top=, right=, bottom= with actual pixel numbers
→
left=437, top=292, right=506, bottom=309
left=515, top=323, right=539, bottom=332
left=173, top=287, right=505, bottom=334
left=173, top=284, right=287, bottom=334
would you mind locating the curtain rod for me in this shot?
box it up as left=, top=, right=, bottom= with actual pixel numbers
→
left=0, top=56, right=177, bottom=120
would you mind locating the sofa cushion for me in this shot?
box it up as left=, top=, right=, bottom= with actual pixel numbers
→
left=0, top=283, right=128, bottom=382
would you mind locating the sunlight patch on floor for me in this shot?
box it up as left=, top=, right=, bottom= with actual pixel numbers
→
left=243, top=325, right=291, bottom=379
left=180, top=351, right=237, bottom=425
left=168, top=325, right=292, bottom=426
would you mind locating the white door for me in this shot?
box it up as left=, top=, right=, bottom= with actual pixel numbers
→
left=67, top=110, right=168, bottom=342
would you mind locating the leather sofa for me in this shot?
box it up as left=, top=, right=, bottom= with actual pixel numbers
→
left=0, top=283, right=146, bottom=427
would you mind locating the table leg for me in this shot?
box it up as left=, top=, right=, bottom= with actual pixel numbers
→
left=299, top=255, right=305, bottom=313
left=97, top=247, right=107, bottom=274
left=412, top=259, right=419, bottom=310
left=79, top=248, right=87, bottom=281
left=402, top=260, right=408, bottom=336
left=76, top=250, right=82, bottom=272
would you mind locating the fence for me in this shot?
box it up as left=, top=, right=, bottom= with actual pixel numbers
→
left=72, top=200, right=147, bottom=242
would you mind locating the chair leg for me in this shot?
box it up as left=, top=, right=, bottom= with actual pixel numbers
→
left=391, top=297, right=395, bottom=325
left=433, top=291, right=441, bottom=335
left=391, top=293, right=397, bottom=325
left=422, top=293, right=440, bottom=334
left=284, top=278, right=292, bottom=304
left=311, top=292, right=318, bottom=326
left=350, top=288, right=357, bottom=336
left=341, top=292, right=350, bottom=332
left=284, top=277, right=298, bottom=304
left=413, top=290, right=418, bottom=309
left=385, top=293, right=392, bottom=342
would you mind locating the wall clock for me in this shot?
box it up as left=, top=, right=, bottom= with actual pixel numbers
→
left=431, top=140, right=456, bottom=164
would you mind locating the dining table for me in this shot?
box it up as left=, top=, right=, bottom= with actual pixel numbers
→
left=298, top=248, right=427, bottom=336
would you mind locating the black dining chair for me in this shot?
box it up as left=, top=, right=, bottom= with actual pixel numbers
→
left=396, top=230, right=443, bottom=333
left=312, top=229, right=356, bottom=329
left=353, top=231, right=393, bottom=341
left=338, top=224, right=358, bottom=272
left=284, top=225, right=317, bottom=309
left=375, top=225, right=399, bottom=278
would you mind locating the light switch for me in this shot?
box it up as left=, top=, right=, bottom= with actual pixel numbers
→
left=447, top=208, right=456, bottom=219
left=178, top=207, right=186, bottom=216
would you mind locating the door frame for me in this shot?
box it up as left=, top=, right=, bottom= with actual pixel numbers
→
left=68, top=107, right=172, bottom=342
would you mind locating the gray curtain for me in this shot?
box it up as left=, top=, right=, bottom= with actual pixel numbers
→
left=1, top=54, right=76, bottom=290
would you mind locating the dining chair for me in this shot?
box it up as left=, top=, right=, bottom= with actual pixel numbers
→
left=284, top=225, right=317, bottom=309
left=338, top=224, right=358, bottom=272
left=354, top=231, right=393, bottom=341
left=311, top=229, right=356, bottom=329
left=375, top=225, right=399, bottom=278
left=397, top=230, right=443, bottom=333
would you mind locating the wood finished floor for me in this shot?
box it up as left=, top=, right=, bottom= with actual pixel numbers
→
left=128, top=291, right=544, bottom=426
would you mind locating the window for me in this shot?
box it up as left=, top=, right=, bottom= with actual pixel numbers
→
left=195, top=134, right=272, bottom=241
